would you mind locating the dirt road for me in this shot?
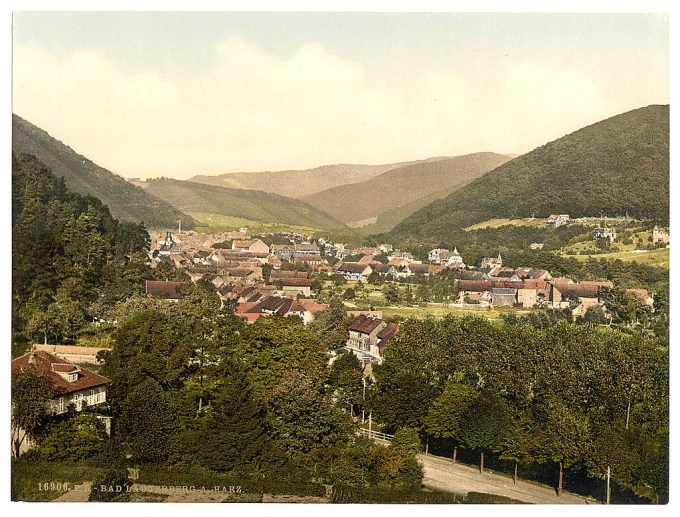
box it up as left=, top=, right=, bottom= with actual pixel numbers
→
left=419, top=454, right=600, bottom=504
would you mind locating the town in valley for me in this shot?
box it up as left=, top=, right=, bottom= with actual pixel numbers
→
left=10, top=11, right=671, bottom=507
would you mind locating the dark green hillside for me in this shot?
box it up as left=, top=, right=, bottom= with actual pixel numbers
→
left=136, top=178, right=345, bottom=231
left=12, top=114, right=195, bottom=229
left=389, top=105, right=669, bottom=244
left=12, top=153, right=151, bottom=353
left=303, top=152, right=511, bottom=224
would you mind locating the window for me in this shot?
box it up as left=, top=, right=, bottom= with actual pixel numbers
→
left=68, top=372, right=78, bottom=382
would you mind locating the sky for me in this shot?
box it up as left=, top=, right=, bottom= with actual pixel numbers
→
left=12, top=11, right=669, bottom=180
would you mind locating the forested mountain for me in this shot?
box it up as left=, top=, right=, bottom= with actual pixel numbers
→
left=12, top=114, right=195, bottom=229
left=12, top=153, right=151, bottom=354
left=135, top=178, right=345, bottom=231
left=303, top=153, right=512, bottom=225
left=189, top=158, right=445, bottom=199
left=389, top=105, right=669, bottom=245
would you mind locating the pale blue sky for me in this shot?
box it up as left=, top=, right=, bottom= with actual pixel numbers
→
left=12, top=12, right=669, bottom=178
left=14, top=12, right=668, bottom=83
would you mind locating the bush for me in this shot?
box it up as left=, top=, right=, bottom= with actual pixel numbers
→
left=34, top=413, right=108, bottom=462
left=395, top=457, right=425, bottom=488
left=391, top=427, right=422, bottom=458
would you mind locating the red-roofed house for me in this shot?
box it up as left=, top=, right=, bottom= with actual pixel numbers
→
left=236, top=296, right=326, bottom=324
left=12, top=349, right=110, bottom=456
left=277, top=277, right=312, bottom=297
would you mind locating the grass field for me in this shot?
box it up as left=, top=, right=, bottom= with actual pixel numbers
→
left=187, top=211, right=322, bottom=235
left=335, top=280, right=538, bottom=320
left=375, top=304, right=537, bottom=320
left=464, top=218, right=546, bottom=231
left=561, top=247, right=670, bottom=269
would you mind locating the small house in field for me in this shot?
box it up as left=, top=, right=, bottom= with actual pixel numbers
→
left=337, top=262, right=373, bottom=281
left=593, top=227, right=617, bottom=242
left=546, top=214, right=570, bottom=230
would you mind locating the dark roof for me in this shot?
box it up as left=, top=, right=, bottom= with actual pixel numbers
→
left=459, top=280, right=493, bottom=292
left=377, top=322, right=398, bottom=339
left=237, top=286, right=257, bottom=299
left=408, top=263, right=430, bottom=273
left=279, top=278, right=312, bottom=287
left=270, top=270, right=308, bottom=279
left=189, top=265, right=219, bottom=274
left=248, top=296, right=294, bottom=315
left=292, top=253, right=322, bottom=261
left=377, top=322, right=399, bottom=350
left=338, top=262, right=369, bottom=274
left=554, top=281, right=612, bottom=299
left=348, top=314, right=383, bottom=334
left=145, top=280, right=184, bottom=299
left=227, top=268, right=256, bottom=278
left=492, top=269, right=518, bottom=279
left=373, top=264, right=396, bottom=274
left=217, top=284, right=236, bottom=296
left=460, top=270, right=486, bottom=280
left=12, top=351, right=110, bottom=396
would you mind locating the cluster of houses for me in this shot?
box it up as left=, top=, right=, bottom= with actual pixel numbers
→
left=456, top=254, right=653, bottom=315
left=13, top=221, right=665, bottom=458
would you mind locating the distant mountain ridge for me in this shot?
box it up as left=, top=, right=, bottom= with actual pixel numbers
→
left=189, top=158, right=449, bottom=199
left=388, top=105, right=670, bottom=245
left=12, top=114, right=195, bottom=229
left=302, top=152, right=513, bottom=225
left=135, top=178, right=345, bottom=231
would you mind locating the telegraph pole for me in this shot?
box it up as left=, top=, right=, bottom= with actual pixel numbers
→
left=606, top=466, right=611, bottom=504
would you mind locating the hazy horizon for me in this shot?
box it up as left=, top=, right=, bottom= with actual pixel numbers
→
left=13, top=12, right=669, bottom=180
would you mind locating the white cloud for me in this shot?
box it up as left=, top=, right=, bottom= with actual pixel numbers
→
left=12, top=38, right=651, bottom=179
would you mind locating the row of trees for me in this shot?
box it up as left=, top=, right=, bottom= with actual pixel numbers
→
left=369, top=315, right=668, bottom=503
left=16, top=284, right=420, bottom=490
